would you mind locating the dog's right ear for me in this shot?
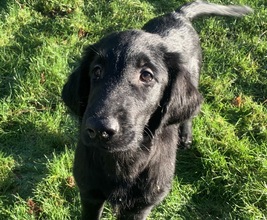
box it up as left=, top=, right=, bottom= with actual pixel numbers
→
left=163, top=52, right=202, bottom=125
left=62, top=46, right=96, bottom=118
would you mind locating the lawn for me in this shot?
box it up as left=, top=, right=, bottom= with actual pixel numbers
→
left=0, top=0, right=266, bottom=219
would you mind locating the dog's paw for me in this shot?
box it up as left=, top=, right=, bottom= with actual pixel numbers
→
left=179, top=135, right=192, bottom=149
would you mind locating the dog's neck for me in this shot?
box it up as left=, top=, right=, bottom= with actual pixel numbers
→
left=98, top=146, right=151, bottom=182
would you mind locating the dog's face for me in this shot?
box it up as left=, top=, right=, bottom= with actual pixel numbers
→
left=62, top=30, right=202, bottom=152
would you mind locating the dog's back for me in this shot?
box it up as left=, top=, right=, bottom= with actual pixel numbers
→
left=143, top=0, right=253, bottom=84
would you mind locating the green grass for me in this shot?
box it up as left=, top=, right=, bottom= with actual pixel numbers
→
left=0, top=0, right=266, bottom=219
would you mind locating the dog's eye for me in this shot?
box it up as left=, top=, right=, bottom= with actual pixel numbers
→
left=92, top=66, right=102, bottom=80
left=140, top=69, right=154, bottom=83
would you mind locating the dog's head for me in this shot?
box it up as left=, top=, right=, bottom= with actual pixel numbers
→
left=62, top=30, right=202, bottom=152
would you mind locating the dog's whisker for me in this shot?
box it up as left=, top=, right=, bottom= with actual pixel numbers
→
left=89, top=45, right=105, bottom=58
left=144, top=125, right=154, bottom=140
left=141, top=143, right=151, bottom=152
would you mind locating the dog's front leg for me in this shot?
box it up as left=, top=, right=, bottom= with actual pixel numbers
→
left=80, top=192, right=105, bottom=220
left=117, top=205, right=154, bottom=220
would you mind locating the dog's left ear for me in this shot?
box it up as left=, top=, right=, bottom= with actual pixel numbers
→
left=62, top=46, right=95, bottom=118
left=162, top=52, right=203, bottom=125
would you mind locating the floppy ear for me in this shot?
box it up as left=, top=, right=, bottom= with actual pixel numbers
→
left=162, top=52, right=202, bottom=125
left=62, top=46, right=95, bottom=118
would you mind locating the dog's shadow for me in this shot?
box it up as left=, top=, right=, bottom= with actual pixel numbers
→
left=159, top=143, right=236, bottom=219
left=175, top=146, right=204, bottom=183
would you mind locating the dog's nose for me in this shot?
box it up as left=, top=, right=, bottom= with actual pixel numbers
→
left=86, top=117, right=119, bottom=140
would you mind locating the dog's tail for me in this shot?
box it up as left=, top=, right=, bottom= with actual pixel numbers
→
left=177, top=0, right=253, bottom=21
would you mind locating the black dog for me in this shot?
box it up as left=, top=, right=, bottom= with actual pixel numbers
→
left=62, top=1, right=252, bottom=219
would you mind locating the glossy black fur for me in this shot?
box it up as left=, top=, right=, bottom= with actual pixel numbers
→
left=62, top=1, right=252, bottom=219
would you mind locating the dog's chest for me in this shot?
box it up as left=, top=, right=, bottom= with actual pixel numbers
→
left=99, top=156, right=164, bottom=206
